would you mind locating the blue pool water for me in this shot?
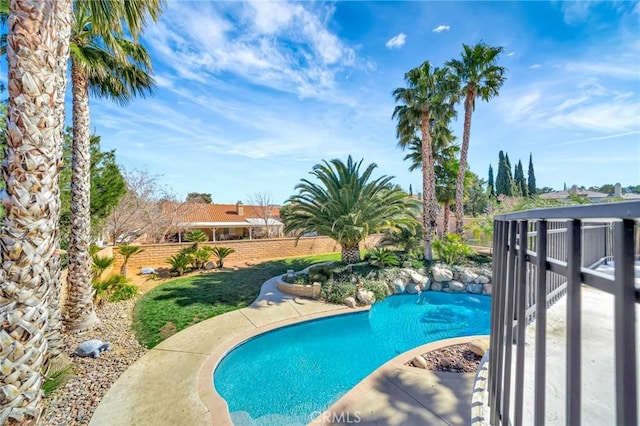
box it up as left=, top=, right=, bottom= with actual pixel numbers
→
left=214, top=292, right=491, bottom=425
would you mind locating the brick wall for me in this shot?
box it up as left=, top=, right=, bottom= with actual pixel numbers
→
left=112, top=235, right=383, bottom=274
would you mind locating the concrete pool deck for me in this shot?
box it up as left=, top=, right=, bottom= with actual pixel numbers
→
left=90, top=275, right=480, bottom=426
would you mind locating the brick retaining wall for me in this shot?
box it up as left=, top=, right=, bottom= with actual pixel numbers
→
left=112, top=235, right=383, bottom=275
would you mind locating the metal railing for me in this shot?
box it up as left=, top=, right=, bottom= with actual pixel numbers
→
left=488, top=201, right=640, bottom=426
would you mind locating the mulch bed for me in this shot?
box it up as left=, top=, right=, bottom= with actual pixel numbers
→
left=406, top=343, right=482, bottom=373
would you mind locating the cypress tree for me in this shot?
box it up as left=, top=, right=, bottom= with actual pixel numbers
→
left=527, top=153, right=536, bottom=196
left=495, top=151, right=513, bottom=196
left=487, top=164, right=495, bottom=197
left=505, top=153, right=514, bottom=196
left=516, top=160, right=528, bottom=196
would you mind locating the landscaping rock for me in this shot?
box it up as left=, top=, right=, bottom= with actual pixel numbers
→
left=448, top=280, right=466, bottom=292
left=477, top=275, right=490, bottom=284
left=344, top=297, right=357, bottom=308
left=459, top=269, right=478, bottom=283
left=432, top=265, right=453, bottom=282
left=466, top=283, right=483, bottom=294
left=204, top=262, right=216, bottom=270
left=440, top=357, right=452, bottom=368
left=356, top=289, right=376, bottom=305
left=483, top=284, right=493, bottom=295
left=469, top=338, right=490, bottom=356
left=392, top=278, right=406, bottom=294
left=409, top=271, right=429, bottom=286
left=405, top=283, right=421, bottom=294
left=413, top=355, right=428, bottom=369
left=431, top=281, right=444, bottom=292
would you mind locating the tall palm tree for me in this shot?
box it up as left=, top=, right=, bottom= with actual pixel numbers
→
left=447, top=43, right=506, bottom=236
left=64, top=2, right=160, bottom=332
left=0, top=0, right=71, bottom=423
left=392, top=61, right=458, bottom=260
left=282, top=156, right=419, bottom=264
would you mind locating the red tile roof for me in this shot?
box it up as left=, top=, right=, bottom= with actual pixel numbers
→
left=162, top=202, right=281, bottom=224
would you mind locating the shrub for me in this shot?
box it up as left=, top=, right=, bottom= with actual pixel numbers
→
left=167, top=252, right=192, bottom=276
left=321, top=280, right=356, bottom=305
left=117, top=244, right=145, bottom=276
left=93, top=274, right=138, bottom=304
left=91, top=254, right=114, bottom=281
left=184, top=230, right=208, bottom=243
left=432, top=234, right=474, bottom=265
left=361, top=279, right=390, bottom=301
left=190, top=247, right=213, bottom=270
left=211, top=246, right=235, bottom=268
left=367, top=247, right=400, bottom=268
left=308, top=264, right=333, bottom=283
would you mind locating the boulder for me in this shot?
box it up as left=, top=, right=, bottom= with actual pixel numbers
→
left=356, top=289, right=376, bottom=305
left=409, top=271, right=429, bottom=286
left=413, top=355, right=428, bottom=369
left=448, top=280, right=466, bottom=292
left=405, top=283, right=422, bottom=294
left=469, top=338, right=490, bottom=356
left=392, top=278, right=406, bottom=294
left=344, top=297, right=357, bottom=308
left=477, top=275, right=490, bottom=284
left=431, top=281, right=443, bottom=292
left=432, top=265, right=453, bottom=282
left=459, top=269, right=478, bottom=283
left=466, top=283, right=483, bottom=294
left=204, top=262, right=216, bottom=270
left=483, top=284, right=493, bottom=295
left=440, top=357, right=452, bottom=368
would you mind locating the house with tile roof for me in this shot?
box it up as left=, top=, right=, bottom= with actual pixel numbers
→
left=163, top=201, right=283, bottom=241
left=539, top=185, right=609, bottom=203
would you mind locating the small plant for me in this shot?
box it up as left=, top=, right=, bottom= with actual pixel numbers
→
left=192, top=247, right=213, bottom=269
left=432, top=234, right=474, bottom=264
left=184, top=230, right=208, bottom=248
left=93, top=274, right=138, bottom=304
left=91, top=254, right=115, bottom=281
left=308, top=264, right=333, bottom=283
left=117, top=244, right=145, bottom=276
left=42, top=358, right=74, bottom=396
left=367, top=247, right=400, bottom=268
left=321, top=280, right=356, bottom=305
left=211, top=246, right=235, bottom=268
left=362, top=279, right=390, bottom=301
left=167, top=252, right=192, bottom=276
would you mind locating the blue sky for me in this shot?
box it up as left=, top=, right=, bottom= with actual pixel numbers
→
left=85, top=1, right=640, bottom=204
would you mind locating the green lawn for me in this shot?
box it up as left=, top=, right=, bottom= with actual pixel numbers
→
left=133, top=253, right=341, bottom=348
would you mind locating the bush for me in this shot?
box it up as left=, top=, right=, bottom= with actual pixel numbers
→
left=308, top=264, right=333, bottom=283
left=367, top=247, right=400, bottom=268
left=93, top=274, right=138, bottom=303
left=184, top=230, right=208, bottom=243
left=361, top=279, right=390, bottom=301
left=432, top=234, right=474, bottom=264
left=321, top=280, right=356, bottom=305
left=211, top=246, right=235, bottom=268
left=167, top=252, right=192, bottom=276
left=282, top=273, right=309, bottom=285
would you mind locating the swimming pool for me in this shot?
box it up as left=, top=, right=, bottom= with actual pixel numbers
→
left=214, top=292, right=491, bottom=425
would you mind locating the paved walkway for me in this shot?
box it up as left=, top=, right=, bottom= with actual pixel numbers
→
left=90, top=273, right=478, bottom=426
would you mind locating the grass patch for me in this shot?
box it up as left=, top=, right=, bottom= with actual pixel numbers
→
left=133, top=253, right=340, bottom=348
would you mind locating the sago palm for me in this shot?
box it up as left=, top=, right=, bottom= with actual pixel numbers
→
left=447, top=43, right=506, bottom=235
left=117, top=244, right=145, bottom=277
left=282, top=156, right=419, bottom=264
left=392, top=62, right=458, bottom=260
left=64, top=2, right=161, bottom=332
left=0, top=1, right=71, bottom=423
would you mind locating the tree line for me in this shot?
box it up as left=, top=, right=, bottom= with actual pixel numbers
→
left=489, top=151, right=537, bottom=197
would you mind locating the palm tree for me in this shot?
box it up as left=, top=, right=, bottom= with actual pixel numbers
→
left=282, top=156, right=419, bottom=264
left=117, top=244, right=145, bottom=277
left=0, top=0, right=71, bottom=423
left=64, top=1, right=161, bottom=332
left=392, top=61, right=458, bottom=260
left=447, top=43, right=506, bottom=235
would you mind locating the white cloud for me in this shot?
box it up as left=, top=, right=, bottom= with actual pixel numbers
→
left=385, top=33, right=406, bottom=49
left=507, top=51, right=516, bottom=56
left=432, top=25, right=450, bottom=33
left=529, top=64, right=541, bottom=69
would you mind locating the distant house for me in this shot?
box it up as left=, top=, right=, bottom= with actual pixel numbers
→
left=539, top=185, right=609, bottom=203
left=163, top=201, right=283, bottom=242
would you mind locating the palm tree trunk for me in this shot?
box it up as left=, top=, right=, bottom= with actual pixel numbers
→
left=421, top=110, right=436, bottom=260
left=45, top=0, right=73, bottom=359
left=341, top=244, right=361, bottom=264
left=63, top=59, right=99, bottom=332
left=442, top=200, right=450, bottom=237
left=455, top=90, right=474, bottom=236
left=1, top=1, right=64, bottom=423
